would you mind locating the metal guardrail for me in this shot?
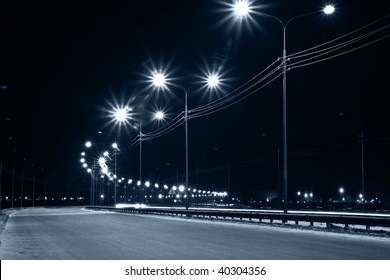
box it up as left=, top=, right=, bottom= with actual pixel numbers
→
left=85, top=206, right=390, bottom=230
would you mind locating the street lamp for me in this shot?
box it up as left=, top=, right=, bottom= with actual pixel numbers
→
left=151, top=71, right=221, bottom=209
left=339, top=186, right=346, bottom=203
left=338, top=112, right=365, bottom=211
left=231, top=2, right=335, bottom=213
left=112, top=142, right=119, bottom=206
left=113, top=108, right=166, bottom=204
left=84, top=141, right=96, bottom=205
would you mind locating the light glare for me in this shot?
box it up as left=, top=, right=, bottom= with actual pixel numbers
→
left=323, top=5, right=335, bottom=14
left=114, top=106, right=130, bottom=122
left=234, top=0, right=250, bottom=18
left=207, top=74, right=220, bottom=88
left=152, top=72, right=166, bottom=87
left=154, top=111, right=165, bottom=120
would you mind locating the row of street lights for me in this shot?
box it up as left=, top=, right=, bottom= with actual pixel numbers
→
left=111, top=73, right=222, bottom=210
left=81, top=141, right=228, bottom=206
left=82, top=2, right=367, bottom=212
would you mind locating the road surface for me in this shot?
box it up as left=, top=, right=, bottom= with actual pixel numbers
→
left=0, top=207, right=389, bottom=259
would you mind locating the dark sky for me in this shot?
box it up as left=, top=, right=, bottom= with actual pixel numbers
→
left=1, top=0, right=389, bottom=204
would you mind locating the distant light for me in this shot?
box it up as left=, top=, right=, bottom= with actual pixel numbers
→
left=339, top=187, right=344, bottom=194
left=85, top=141, right=92, bottom=148
left=309, top=193, right=313, bottom=198
left=338, top=112, right=346, bottom=117
left=233, top=0, right=250, bottom=18
left=297, top=191, right=301, bottom=196
left=163, top=184, right=168, bottom=190
left=128, top=179, right=133, bottom=184
left=137, top=181, right=141, bottom=186
left=80, top=158, right=85, bottom=163
left=87, top=168, right=92, bottom=173
left=154, top=183, right=159, bottom=188
left=112, top=142, right=118, bottom=149
left=359, top=194, right=363, bottom=199
left=323, top=5, right=335, bottom=15
left=82, top=163, right=88, bottom=168
left=81, top=152, right=86, bottom=156
left=116, top=203, right=147, bottom=209
left=145, top=181, right=150, bottom=187
left=179, top=185, right=185, bottom=192
left=103, top=151, right=109, bottom=157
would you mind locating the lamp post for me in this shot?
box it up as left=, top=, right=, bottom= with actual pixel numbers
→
left=231, top=1, right=335, bottom=213
left=151, top=72, right=221, bottom=209
left=112, top=108, right=165, bottom=204
left=338, top=112, right=365, bottom=211
left=112, top=142, right=119, bottom=206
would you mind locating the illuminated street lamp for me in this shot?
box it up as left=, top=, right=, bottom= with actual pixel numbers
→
left=151, top=71, right=221, bottom=209
left=231, top=2, right=335, bottom=213
left=113, top=108, right=165, bottom=204
left=111, top=142, right=119, bottom=205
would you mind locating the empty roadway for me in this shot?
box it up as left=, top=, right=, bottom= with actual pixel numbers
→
left=0, top=207, right=389, bottom=259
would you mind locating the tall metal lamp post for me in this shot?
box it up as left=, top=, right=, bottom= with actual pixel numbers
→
left=231, top=1, right=335, bottom=213
left=150, top=71, right=221, bottom=209
left=113, top=107, right=165, bottom=204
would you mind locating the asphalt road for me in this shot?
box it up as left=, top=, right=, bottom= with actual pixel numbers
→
left=0, top=207, right=389, bottom=260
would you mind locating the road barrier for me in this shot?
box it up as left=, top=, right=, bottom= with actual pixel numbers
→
left=85, top=206, right=390, bottom=231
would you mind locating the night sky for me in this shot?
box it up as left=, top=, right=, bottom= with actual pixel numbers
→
left=1, top=0, right=389, bottom=205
